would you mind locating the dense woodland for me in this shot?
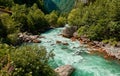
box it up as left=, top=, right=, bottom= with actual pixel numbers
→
left=0, top=0, right=120, bottom=75
left=69, top=0, right=120, bottom=46
left=0, top=0, right=60, bottom=76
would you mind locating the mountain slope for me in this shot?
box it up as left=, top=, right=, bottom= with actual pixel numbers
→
left=44, top=0, right=75, bottom=12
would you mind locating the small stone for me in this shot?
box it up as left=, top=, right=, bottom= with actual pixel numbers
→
left=33, top=39, right=41, bottom=43
left=62, top=42, right=69, bottom=45
left=56, top=41, right=62, bottom=44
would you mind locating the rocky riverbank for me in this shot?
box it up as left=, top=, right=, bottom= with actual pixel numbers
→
left=71, top=36, right=120, bottom=60
left=39, top=27, right=120, bottom=76
left=61, top=25, right=120, bottom=60
left=18, top=32, right=45, bottom=43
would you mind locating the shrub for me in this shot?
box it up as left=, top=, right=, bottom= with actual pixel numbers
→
left=77, top=25, right=88, bottom=37
left=57, top=16, right=66, bottom=27
left=0, top=13, right=20, bottom=44
left=11, top=4, right=49, bottom=34
left=13, top=0, right=44, bottom=10
left=27, top=4, right=49, bottom=33
left=69, top=0, right=120, bottom=43
left=0, top=0, right=14, bottom=7
left=0, top=44, right=57, bottom=76
left=0, top=19, right=7, bottom=38
left=45, top=11, right=58, bottom=27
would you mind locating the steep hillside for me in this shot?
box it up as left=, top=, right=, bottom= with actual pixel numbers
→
left=44, top=0, right=75, bottom=12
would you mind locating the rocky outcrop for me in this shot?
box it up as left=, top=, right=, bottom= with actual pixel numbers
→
left=54, top=65, right=75, bottom=76
left=18, top=32, right=44, bottom=43
left=75, top=35, right=120, bottom=60
left=62, top=26, right=77, bottom=38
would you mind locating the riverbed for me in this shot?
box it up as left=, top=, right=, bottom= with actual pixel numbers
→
left=39, top=28, right=120, bottom=76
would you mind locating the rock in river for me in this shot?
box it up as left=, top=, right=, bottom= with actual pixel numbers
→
left=18, top=32, right=42, bottom=43
left=54, top=65, right=75, bottom=76
left=62, top=26, right=77, bottom=38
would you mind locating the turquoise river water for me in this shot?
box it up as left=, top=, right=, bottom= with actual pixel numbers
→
left=39, top=28, right=120, bottom=76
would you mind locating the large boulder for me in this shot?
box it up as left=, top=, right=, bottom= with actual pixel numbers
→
left=62, top=25, right=77, bottom=38
left=73, top=32, right=79, bottom=38
left=18, top=32, right=42, bottom=43
left=54, top=65, right=75, bottom=76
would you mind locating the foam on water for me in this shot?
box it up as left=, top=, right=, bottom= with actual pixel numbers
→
left=39, top=28, right=120, bottom=76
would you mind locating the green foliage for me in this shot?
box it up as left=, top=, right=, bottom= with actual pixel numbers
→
left=57, top=16, right=66, bottom=27
left=13, top=0, right=45, bottom=12
left=27, top=4, right=49, bottom=33
left=69, top=0, right=120, bottom=43
left=0, top=44, right=14, bottom=76
left=1, top=14, right=19, bottom=34
left=68, top=8, right=80, bottom=26
left=45, top=11, right=58, bottom=27
left=7, top=32, right=19, bottom=45
left=0, top=13, right=20, bottom=44
left=13, top=0, right=44, bottom=10
left=11, top=4, right=49, bottom=34
left=0, top=0, right=14, bottom=7
left=0, top=44, right=57, bottom=76
left=0, top=2, right=61, bottom=44
left=0, top=1, right=67, bottom=76
left=68, top=5, right=89, bottom=27
left=87, top=24, right=104, bottom=40
left=77, top=25, right=88, bottom=36
left=102, top=38, right=118, bottom=46
left=11, top=4, right=29, bottom=32
left=13, top=0, right=37, bottom=6
left=0, top=19, right=7, bottom=38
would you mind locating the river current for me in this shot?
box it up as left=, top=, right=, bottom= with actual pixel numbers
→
left=39, top=28, right=120, bottom=76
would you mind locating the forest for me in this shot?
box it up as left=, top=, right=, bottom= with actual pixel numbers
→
left=0, top=0, right=120, bottom=76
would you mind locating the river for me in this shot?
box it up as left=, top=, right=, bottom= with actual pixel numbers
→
left=39, top=28, right=120, bottom=76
